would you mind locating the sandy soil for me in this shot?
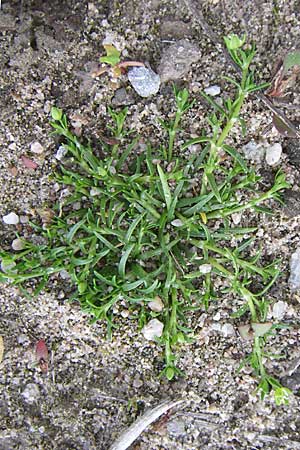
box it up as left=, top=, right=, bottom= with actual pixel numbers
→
left=1, top=1, right=300, bottom=449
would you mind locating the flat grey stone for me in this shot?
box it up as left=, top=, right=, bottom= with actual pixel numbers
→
left=158, top=39, right=201, bottom=83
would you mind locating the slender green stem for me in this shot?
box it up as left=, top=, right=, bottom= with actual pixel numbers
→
left=168, top=112, right=182, bottom=162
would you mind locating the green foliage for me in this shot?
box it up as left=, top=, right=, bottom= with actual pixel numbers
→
left=0, top=36, right=291, bottom=403
left=100, top=44, right=121, bottom=67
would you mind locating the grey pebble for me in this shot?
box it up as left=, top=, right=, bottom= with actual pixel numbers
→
left=112, top=88, right=135, bottom=106
left=167, top=418, right=186, bottom=436
left=158, top=39, right=201, bottom=83
left=128, top=67, right=160, bottom=98
left=22, top=384, right=40, bottom=404
left=242, top=141, right=264, bottom=162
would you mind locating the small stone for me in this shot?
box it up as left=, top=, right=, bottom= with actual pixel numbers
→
left=120, top=309, right=129, bottom=318
left=232, top=212, right=242, bottom=225
left=272, top=301, right=288, bottom=320
left=3, top=212, right=19, bottom=225
left=22, top=383, right=40, bottom=404
left=167, top=419, right=186, bottom=436
left=112, top=87, right=134, bottom=106
left=288, top=248, right=300, bottom=291
left=90, top=187, right=101, bottom=196
left=158, top=39, right=201, bottom=83
left=141, top=319, right=164, bottom=340
left=55, top=145, right=68, bottom=160
left=171, top=219, right=183, bottom=227
left=242, top=141, right=264, bottom=162
left=1, top=259, right=16, bottom=273
left=204, top=85, right=221, bottom=96
left=133, top=375, right=143, bottom=388
left=30, top=142, right=44, bottom=154
left=211, top=322, right=235, bottom=337
left=128, top=66, right=160, bottom=97
left=59, top=269, right=70, bottom=279
left=213, top=312, right=221, bottom=321
left=8, top=142, right=17, bottom=151
left=12, top=238, right=25, bottom=251
left=148, top=296, right=164, bottom=312
left=265, top=143, right=282, bottom=166
left=73, top=202, right=81, bottom=210
left=199, top=264, right=212, bottom=274
left=221, top=323, right=236, bottom=337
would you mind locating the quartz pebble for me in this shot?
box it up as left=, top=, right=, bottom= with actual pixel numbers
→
left=30, top=141, right=44, bottom=154
left=272, top=301, right=288, bottom=320
left=265, top=143, right=282, bottom=166
left=3, top=212, right=19, bottom=225
left=1, top=259, right=16, bottom=273
left=128, top=67, right=160, bottom=97
left=242, top=141, right=264, bottom=162
left=148, top=296, right=164, bottom=312
left=288, top=247, right=300, bottom=291
left=199, top=263, right=212, bottom=274
left=141, top=319, right=164, bottom=340
left=171, top=219, right=183, bottom=227
left=204, top=85, right=221, bottom=96
left=12, top=238, right=25, bottom=251
left=211, top=322, right=235, bottom=337
left=55, top=145, right=68, bottom=161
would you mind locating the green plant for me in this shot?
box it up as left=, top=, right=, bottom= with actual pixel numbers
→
left=0, top=36, right=292, bottom=402
left=92, top=43, right=145, bottom=79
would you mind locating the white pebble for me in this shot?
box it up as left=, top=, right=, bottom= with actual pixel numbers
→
left=213, top=312, right=221, bottom=321
left=171, top=219, right=183, bottom=227
left=288, top=247, right=300, bottom=291
left=232, top=212, right=242, bottom=225
left=30, top=141, right=44, bottom=154
left=8, top=142, right=17, bottom=151
left=141, top=319, right=164, bottom=340
left=204, top=85, right=221, bottom=96
left=148, top=296, right=164, bottom=312
left=120, top=309, right=129, bottom=318
left=272, top=301, right=288, bottom=320
left=55, top=145, right=68, bottom=160
left=242, top=141, right=264, bottom=162
left=3, top=212, right=19, bottom=225
left=12, top=238, right=25, bottom=251
left=1, top=259, right=16, bottom=273
left=199, top=264, right=212, bottom=274
left=265, top=143, right=282, bottom=166
left=90, top=187, right=101, bottom=196
left=221, top=323, right=236, bottom=337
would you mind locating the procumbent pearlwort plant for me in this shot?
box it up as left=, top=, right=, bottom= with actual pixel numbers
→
left=0, top=35, right=292, bottom=404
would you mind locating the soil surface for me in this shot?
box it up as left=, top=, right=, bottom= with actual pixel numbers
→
left=1, top=1, right=300, bottom=449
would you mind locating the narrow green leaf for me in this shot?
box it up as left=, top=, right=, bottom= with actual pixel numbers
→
left=66, top=218, right=86, bottom=243
left=118, top=243, right=135, bottom=278
left=223, top=144, right=247, bottom=171
left=157, top=164, right=172, bottom=211
left=206, top=173, right=222, bottom=203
